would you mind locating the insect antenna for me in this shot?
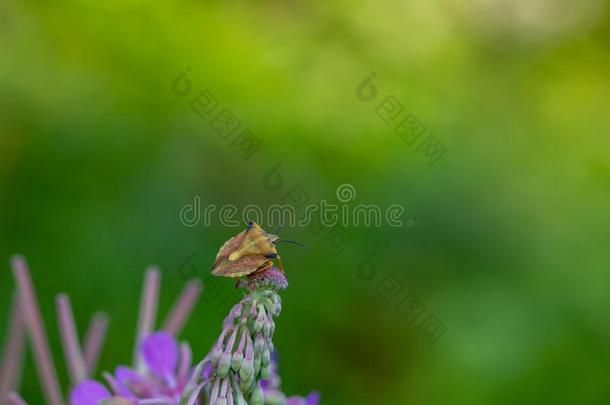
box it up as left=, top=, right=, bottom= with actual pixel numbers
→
left=276, top=239, right=309, bottom=250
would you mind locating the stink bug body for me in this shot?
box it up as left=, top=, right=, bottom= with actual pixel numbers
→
left=211, top=221, right=283, bottom=278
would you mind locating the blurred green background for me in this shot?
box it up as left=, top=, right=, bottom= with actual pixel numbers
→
left=1, top=0, right=610, bottom=403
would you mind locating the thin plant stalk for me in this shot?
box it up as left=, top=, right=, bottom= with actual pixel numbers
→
left=6, top=391, right=28, bottom=405
left=11, top=255, right=64, bottom=405
left=134, top=266, right=160, bottom=370
left=0, top=293, right=25, bottom=400
left=161, top=279, right=202, bottom=336
left=83, top=312, right=109, bottom=376
left=56, top=293, right=87, bottom=385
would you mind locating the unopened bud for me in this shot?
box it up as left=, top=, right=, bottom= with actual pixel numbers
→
left=240, top=373, right=254, bottom=393
left=262, top=348, right=271, bottom=366
left=217, top=352, right=231, bottom=377
left=254, top=354, right=261, bottom=375
left=250, top=301, right=258, bottom=318
left=231, top=351, right=244, bottom=371
left=253, top=317, right=264, bottom=333
left=239, top=362, right=254, bottom=382
left=263, top=321, right=271, bottom=338
left=254, top=333, right=265, bottom=354
left=233, top=303, right=242, bottom=319
left=211, top=346, right=223, bottom=363
left=260, top=363, right=271, bottom=379
left=250, top=385, right=264, bottom=405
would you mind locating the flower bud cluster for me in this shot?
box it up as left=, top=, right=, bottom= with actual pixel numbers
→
left=182, top=267, right=286, bottom=405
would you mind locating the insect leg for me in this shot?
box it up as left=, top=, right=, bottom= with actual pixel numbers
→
left=276, top=255, right=284, bottom=272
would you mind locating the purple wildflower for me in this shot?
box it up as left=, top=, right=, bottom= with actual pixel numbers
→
left=286, top=392, right=321, bottom=405
left=95, top=331, right=191, bottom=402
left=1, top=255, right=201, bottom=405
left=70, top=380, right=113, bottom=405
left=2, top=249, right=319, bottom=405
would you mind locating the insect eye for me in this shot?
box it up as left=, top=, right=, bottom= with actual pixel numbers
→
left=247, top=221, right=254, bottom=229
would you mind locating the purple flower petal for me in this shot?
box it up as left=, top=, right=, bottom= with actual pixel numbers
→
left=70, top=380, right=111, bottom=405
left=271, top=350, right=280, bottom=363
left=306, top=391, right=321, bottom=405
left=286, top=392, right=321, bottom=405
left=115, top=366, right=158, bottom=398
left=114, top=366, right=145, bottom=397
left=177, top=343, right=192, bottom=384
left=140, top=331, right=179, bottom=379
left=202, top=363, right=213, bottom=379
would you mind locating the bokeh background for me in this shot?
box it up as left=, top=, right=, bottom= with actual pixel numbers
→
left=1, top=0, right=610, bottom=403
